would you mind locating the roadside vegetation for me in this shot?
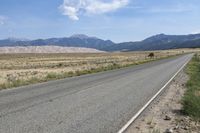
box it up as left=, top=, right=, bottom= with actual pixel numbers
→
left=183, top=53, right=200, bottom=121
left=0, top=49, right=198, bottom=90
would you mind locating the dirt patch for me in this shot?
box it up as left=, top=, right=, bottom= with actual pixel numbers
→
left=126, top=70, right=200, bottom=133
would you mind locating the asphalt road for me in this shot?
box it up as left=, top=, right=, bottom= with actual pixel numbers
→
left=0, top=54, right=192, bottom=133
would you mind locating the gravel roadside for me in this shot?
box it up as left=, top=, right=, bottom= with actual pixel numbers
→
left=125, top=69, right=200, bottom=133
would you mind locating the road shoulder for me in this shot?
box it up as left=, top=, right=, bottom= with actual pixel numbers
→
left=126, top=69, right=200, bottom=133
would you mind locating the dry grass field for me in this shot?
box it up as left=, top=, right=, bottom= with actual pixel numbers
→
left=0, top=49, right=199, bottom=90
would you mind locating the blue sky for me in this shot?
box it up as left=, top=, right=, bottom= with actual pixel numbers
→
left=0, top=0, right=200, bottom=42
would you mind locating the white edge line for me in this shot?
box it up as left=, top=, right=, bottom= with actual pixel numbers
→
left=117, top=55, right=192, bottom=133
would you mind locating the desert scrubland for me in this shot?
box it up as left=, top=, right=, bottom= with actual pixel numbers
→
left=0, top=49, right=199, bottom=89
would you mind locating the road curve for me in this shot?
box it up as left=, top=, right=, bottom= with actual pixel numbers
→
left=0, top=54, right=192, bottom=133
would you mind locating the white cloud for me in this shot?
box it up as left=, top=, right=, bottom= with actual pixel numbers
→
left=61, top=6, right=79, bottom=20
left=191, top=30, right=200, bottom=34
left=0, top=16, right=7, bottom=25
left=59, top=0, right=129, bottom=20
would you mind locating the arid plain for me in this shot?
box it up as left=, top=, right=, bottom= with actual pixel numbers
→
left=0, top=49, right=199, bottom=89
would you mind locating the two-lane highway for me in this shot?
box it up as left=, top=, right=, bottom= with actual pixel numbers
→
left=0, top=54, right=192, bottom=133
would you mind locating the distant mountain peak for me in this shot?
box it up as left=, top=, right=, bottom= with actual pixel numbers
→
left=70, top=34, right=90, bottom=39
left=158, top=33, right=166, bottom=35
left=143, top=33, right=168, bottom=42
left=70, top=34, right=99, bottom=40
left=150, top=33, right=167, bottom=38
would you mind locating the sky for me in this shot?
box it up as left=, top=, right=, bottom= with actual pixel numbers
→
left=0, top=0, right=200, bottom=42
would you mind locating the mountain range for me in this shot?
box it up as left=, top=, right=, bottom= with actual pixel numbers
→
left=1, top=33, right=200, bottom=52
